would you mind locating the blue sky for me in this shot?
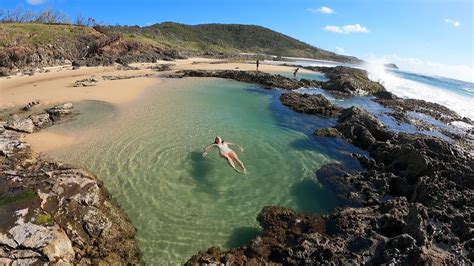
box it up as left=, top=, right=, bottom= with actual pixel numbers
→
left=2, top=0, right=473, bottom=81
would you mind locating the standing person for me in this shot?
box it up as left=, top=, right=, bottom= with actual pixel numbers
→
left=202, top=136, right=247, bottom=174
left=293, top=67, right=300, bottom=78
left=256, top=59, right=260, bottom=72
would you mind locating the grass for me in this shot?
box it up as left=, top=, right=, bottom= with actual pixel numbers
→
left=35, top=213, right=53, bottom=225
left=0, top=190, right=36, bottom=206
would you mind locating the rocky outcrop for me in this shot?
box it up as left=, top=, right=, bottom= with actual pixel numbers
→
left=0, top=27, right=185, bottom=72
left=147, top=63, right=174, bottom=72
left=0, top=105, right=141, bottom=264
left=306, top=66, right=386, bottom=95
left=170, top=69, right=323, bottom=90
left=45, top=103, right=74, bottom=122
left=375, top=97, right=470, bottom=124
left=188, top=104, right=473, bottom=265
left=280, top=92, right=341, bottom=117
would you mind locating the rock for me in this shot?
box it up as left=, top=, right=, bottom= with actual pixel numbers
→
left=374, top=97, right=463, bottom=124
left=41, top=227, right=75, bottom=263
left=47, top=103, right=74, bottom=120
left=189, top=99, right=473, bottom=264
left=307, top=66, right=385, bottom=95
left=22, top=100, right=40, bottom=111
left=280, top=92, right=341, bottom=117
left=373, top=90, right=399, bottom=100
left=4, top=115, right=35, bottom=133
left=147, top=63, right=174, bottom=72
left=384, top=63, right=399, bottom=69
left=29, top=113, right=52, bottom=129
left=314, top=127, right=341, bottom=137
left=74, top=77, right=99, bottom=87
left=101, top=74, right=154, bottom=80
left=171, top=69, right=323, bottom=90
left=0, top=67, right=11, bottom=77
left=83, top=208, right=111, bottom=237
left=0, top=120, right=141, bottom=264
left=9, top=223, right=54, bottom=249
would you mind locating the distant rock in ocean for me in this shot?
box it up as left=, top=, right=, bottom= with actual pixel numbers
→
left=384, top=63, right=399, bottom=69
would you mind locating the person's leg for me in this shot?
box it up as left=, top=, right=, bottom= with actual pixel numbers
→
left=230, top=152, right=246, bottom=173
left=226, top=157, right=242, bottom=173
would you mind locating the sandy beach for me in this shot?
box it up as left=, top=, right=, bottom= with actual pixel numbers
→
left=0, top=58, right=312, bottom=110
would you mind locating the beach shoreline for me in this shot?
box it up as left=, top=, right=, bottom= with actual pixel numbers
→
left=1, top=57, right=473, bottom=264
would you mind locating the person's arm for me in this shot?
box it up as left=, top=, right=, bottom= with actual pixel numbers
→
left=202, top=144, right=216, bottom=157
left=227, top=142, right=244, bottom=152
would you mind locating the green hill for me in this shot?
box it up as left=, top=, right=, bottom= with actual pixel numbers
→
left=0, top=22, right=361, bottom=70
left=110, top=22, right=361, bottom=63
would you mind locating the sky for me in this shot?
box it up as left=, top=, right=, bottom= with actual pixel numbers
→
left=1, top=0, right=473, bottom=82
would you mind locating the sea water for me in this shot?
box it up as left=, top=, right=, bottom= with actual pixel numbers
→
left=38, top=78, right=362, bottom=264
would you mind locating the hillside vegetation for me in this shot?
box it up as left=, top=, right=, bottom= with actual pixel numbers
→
left=109, top=22, right=360, bottom=63
left=0, top=22, right=360, bottom=71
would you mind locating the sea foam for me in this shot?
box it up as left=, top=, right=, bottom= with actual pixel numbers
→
left=365, top=63, right=474, bottom=120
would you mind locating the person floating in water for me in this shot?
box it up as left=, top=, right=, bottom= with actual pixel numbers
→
left=203, top=136, right=247, bottom=174
left=293, top=67, right=299, bottom=78
left=256, top=59, right=260, bottom=72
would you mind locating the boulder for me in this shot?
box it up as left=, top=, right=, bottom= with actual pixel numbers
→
left=309, top=66, right=385, bottom=95
left=29, top=113, right=52, bottom=129
left=47, top=103, right=73, bottom=120
left=4, top=115, right=35, bottom=133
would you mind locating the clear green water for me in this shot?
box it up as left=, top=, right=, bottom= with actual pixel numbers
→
left=40, top=78, right=352, bottom=264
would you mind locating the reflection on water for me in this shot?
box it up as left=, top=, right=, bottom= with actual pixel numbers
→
left=37, top=77, right=360, bottom=264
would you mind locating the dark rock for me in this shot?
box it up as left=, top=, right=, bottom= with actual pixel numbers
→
left=375, top=97, right=464, bottom=124
left=147, top=63, right=174, bottom=72
left=170, top=69, right=323, bottom=90
left=189, top=100, right=473, bottom=264
left=384, top=63, right=399, bottom=69
left=314, top=127, right=341, bottom=137
left=280, top=92, right=341, bottom=117
left=373, top=90, right=399, bottom=100
left=307, top=66, right=385, bottom=95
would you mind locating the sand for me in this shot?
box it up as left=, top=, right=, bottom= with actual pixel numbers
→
left=0, top=58, right=310, bottom=111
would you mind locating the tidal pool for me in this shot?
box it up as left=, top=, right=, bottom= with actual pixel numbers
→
left=38, top=77, right=361, bottom=264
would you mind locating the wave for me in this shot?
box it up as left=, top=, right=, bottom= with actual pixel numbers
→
left=365, top=64, right=474, bottom=120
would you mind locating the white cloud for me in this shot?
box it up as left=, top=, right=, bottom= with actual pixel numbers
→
left=323, top=24, right=370, bottom=34
left=27, top=0, right=46, bottom=5
left=307, top=6, right=334, bottom=14
left=335, top=47, right=345, bottom=53
left=323, top=25, right=344, bottom=33
left=444, top=18, right=460, bottom=27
